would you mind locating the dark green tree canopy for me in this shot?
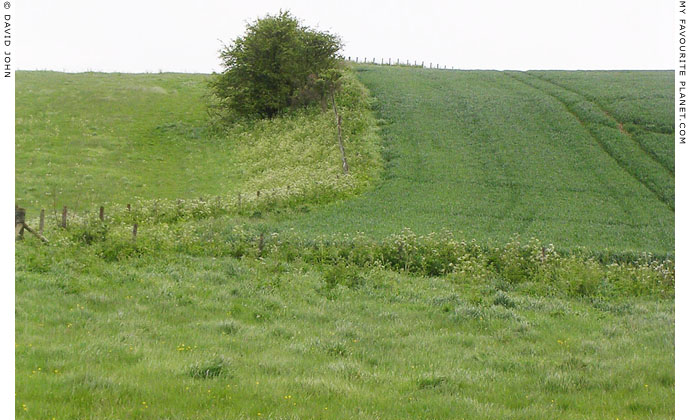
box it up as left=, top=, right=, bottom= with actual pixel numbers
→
left=209, top=11, right=343, bottom=121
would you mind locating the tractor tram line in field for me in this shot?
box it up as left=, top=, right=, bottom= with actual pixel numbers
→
left=527, top=72, right=674, bottom=176
left=504, top=71, right=674, bottom=212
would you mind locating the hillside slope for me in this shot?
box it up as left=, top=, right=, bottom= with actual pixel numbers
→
left=15, top=71, right=381, bottom=215
left=14, top=67, right=675, bottom=420
left=284, top=66, right=674, bottom=254
left=15, top=68, right=674, bottom=254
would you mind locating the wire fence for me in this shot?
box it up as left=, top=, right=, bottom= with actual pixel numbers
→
left=345, top=56, right=455, bottom=70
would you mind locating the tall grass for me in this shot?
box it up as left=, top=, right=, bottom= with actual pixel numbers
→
left=15, top=236, right=675, bottom=419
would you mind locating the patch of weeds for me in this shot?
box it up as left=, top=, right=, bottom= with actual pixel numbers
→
left=328, top=361, right=366, bottom=381
left=96, top=237, right=143, bottom=262
left=175, top=293, right=193, bottom=306
left=270, top=326, right=294, bottom=340
left=70, top=219, right=109, bottom=245
left=202, top=271, right=227, bottom=285
left=267, top=260, right=290, bottom=275
left=627, top=401, right=655, bottom=413
left=218, top=320, right=240, bottom=335
left=322, top=341, right=349, bottom=357
left=492, top=291, right=517, bottom=308
left=224, top=263, right=243, bottom=278
left=71, top=374, right=120, bottom=391
left=431, top=294, right=462, bottom=313
left=323, top=263, right=365, bottom=290
left=590, top=298, right=632, bottom=315
left=559, top=355, right=590, bottom=371
left=252, top=311, right=269, bottom=323
left=513, top=320, right=532, bottom=335
left=188, top=357, right=231, bottom=379
left=658, top=372, right=674, bottom=387
left=542, top=371, right=592, bottom=392
left=451, top=301, right=489, bottom=321
left=417, top=375, right=448, bottom=390
left=257, top=275, right=282, bottom=290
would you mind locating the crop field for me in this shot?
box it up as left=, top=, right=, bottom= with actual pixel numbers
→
left=15, top=65, right=675, bottom=419
left=527, top=71, right=674, bottom=173
left=284, top=66, right=674, bottom=255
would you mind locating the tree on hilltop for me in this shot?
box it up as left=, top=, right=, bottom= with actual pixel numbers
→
left=209, top=11, right=343, bottom=123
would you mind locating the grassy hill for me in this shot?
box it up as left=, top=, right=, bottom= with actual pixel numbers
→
left=15, top=66, right=675, bottom=419
left=15, top=71, right=381, bottom=215
left=282, top=66, right=674, bottom=255
left=16, top=67, right=674, bottom=254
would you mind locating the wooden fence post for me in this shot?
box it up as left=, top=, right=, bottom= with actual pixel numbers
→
left=99, top=206, right=104, bottom=221
left=337, top=115, right=349, bottom=175
left=127, top=203, right=131, bottom=212
left=15, top=206, right=25, bottom=239
left=39, top=209, right=45, bottom=235
left=16, top=206, right=48, bottom=243
left=61, top=206, right=67, bottom=229
left=132, top=223, right=138, bottom=239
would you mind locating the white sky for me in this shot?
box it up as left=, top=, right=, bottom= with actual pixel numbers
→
left=15, top=0, right=674, bottom=73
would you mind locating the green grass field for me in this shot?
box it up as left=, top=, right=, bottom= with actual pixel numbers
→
left=16, top=247, right=673, bottom=420
left=15, top=71, right=381, bottom=215
left=15, top=65, right=675, bottom=419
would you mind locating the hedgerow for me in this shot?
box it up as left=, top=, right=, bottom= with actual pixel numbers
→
left=17, top=218, right=674, bottom=300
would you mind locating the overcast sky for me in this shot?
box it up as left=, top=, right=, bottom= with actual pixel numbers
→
left=15, top=0, right=674, bottom=73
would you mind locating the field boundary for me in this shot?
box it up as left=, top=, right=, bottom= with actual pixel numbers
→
left=345, top=57, right=455, bottom=70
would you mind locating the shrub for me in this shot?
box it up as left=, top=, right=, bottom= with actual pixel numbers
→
left=209, top=10, right=343, bottom=122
